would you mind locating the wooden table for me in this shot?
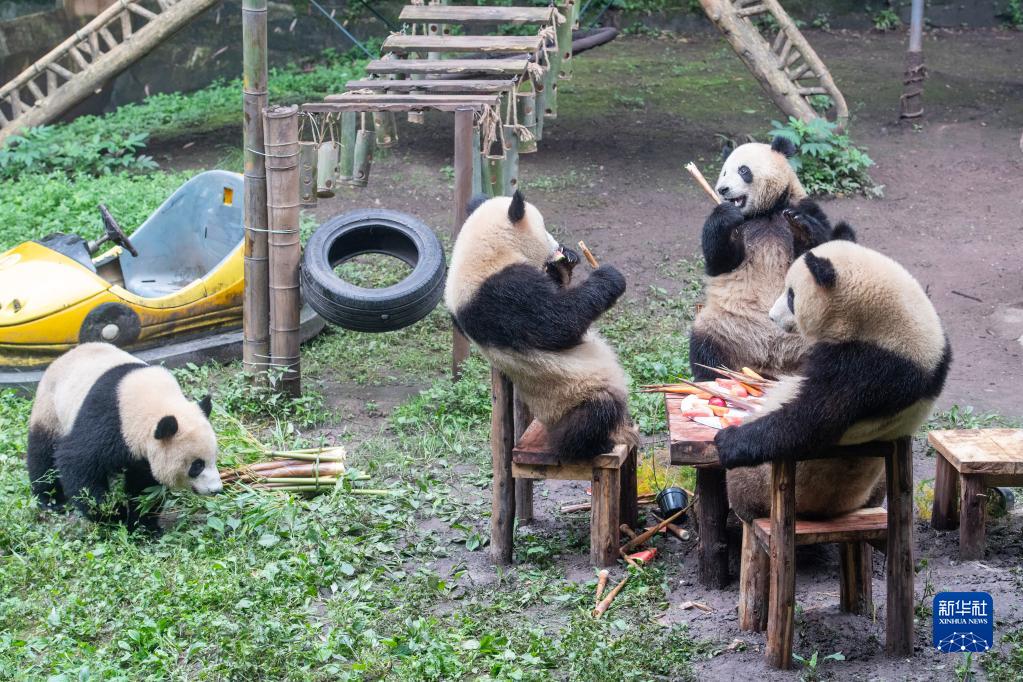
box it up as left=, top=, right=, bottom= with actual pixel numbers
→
left=665, top=393, right=731, bottom=587
left=929, top=428, right=1023, bottom=560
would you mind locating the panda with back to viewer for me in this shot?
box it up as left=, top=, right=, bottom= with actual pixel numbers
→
left=690, top=136, right=855, bottom=381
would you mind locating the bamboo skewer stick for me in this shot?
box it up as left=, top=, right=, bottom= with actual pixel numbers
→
left=593, top=575, right=629, bottom=618
left=685, top=162, right=722, bottom=205
left=595, top=570, right=609, bottom=602
left=577, top=240, right=599, bottom=268
left=620, top=507, right=687, bottom=554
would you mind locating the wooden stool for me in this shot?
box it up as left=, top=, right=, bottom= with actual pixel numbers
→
left=746, top=438, right=914, bottom=669
left=489, top=370, right=638, bottom=567
left=928, top=429, right=1023, bottom=560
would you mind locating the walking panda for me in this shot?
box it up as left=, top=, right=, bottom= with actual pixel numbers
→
left=716, top=241, right=951, bottom=519
left=689, top=138, right=855, bottom=381
left=27, top=343, right=221, bottom=530
left=445, top=191, right=638, bottom=460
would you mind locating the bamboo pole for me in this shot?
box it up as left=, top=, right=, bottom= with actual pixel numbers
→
left=452, top=107, right=474, bottom=378
left=242, top=0, right=270, bottom=379
left=263, top=104, right=302, bottom=398
left=899, top=0, right=926, bottom=119
left=338, top=111, right=357, bottom=182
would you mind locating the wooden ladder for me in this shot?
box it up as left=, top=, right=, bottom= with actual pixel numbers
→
left=0, top=0, right=219, bottom=146
left=698, top=0, right=848, bottom=130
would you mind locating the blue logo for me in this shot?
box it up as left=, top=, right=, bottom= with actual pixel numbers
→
left=933, top=592, right=994, bottom=653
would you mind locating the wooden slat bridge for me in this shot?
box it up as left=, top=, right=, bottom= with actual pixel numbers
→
left=0, top=0, right=219, bottom=146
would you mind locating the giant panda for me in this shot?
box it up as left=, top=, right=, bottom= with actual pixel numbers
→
left=27, top=343, right=221, bottom=530
left=445, top=191, right=638, bottom=459
left=715, top=241, right=951, bottom=519
left=689, top=137, right=855, bottom=381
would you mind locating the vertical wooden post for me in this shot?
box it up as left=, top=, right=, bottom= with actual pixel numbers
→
left=513, top=391, right=534, bottom=523
left=959, top=474, right=986, bottom=561
left=618, top=445, right=638, bottom=530
left=262, top=104, right=302, bottom=398
left=452, top=107, right=474, bottom=379
left=839, top=541, right=873, bottom=615
left=899, top=0, right=926, bottom=119
left=591, top=463, right=621, bottom=567
left=766, top=457, right=796, bottom=670
left=885, top=437, right=914, bottom=657
left=695, top=467, right=730, bottom=588
left=242, top=0, right=269, bottom=378
left=490, top=368, right=516, bottom=565
left=738, top=521, right=769, bottom=632
left=931, top=452, right=960, bottom=530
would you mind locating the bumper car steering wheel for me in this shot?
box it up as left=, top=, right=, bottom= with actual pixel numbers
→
left=99, top=204, right=138, bottom=257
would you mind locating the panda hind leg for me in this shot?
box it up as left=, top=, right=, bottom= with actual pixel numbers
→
left=27, top=427, right=65, bottom=510
left=548, top=395, right=627, bottom=460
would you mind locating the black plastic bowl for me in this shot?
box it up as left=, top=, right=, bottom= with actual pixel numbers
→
left=656, top=486, right=689, bottom=520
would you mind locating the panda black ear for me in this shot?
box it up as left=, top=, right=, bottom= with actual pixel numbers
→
left=720, top=142, right=733, bottom=162
left=831, top=221, right=857, bottom=242
left=508, top=190, right=526, bottom=223
left=198, top=394, right=213, bottom=418
left=155, top=415, right=178, bottom=440
left=805, top=252, right=837, bottom=288
left=770, top=135, right=798, bottom=159
left=466, top=194, right=489, bottom=217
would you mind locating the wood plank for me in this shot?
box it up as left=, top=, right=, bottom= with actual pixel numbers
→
left=696, top=467, right=730, bottom=587
left=928, top=429, right=1023, bottom=475
left=839, top=541, right=873, bottom=615
left=739, top=521, right=769, bottom=631
left=959, top=474, right=986, bottom=560
left=346, top=78, right=516, bottom=94
left=753, top=507, right=888, bottom=548
left=399, top=5, right=556, bottom=24
left=766, top=458, right=796, bottom=669
left=590, top=465, right=620, bottom=566
left=513, top=391, right=535, bottom=524
left=302, top=101, right=494, bottom=114
left=512, top=420, right=628, bottom=469
left=885, top=437, right=914, bottom=657
left=383, top=35, right=542, bottom=55
left=325, top=93, right=500, bottom=106
left=490, top=368, right=516, bottom=565
left=366, top=58, right=530, bottom=76
left=931, top=450, right=960, bottom=531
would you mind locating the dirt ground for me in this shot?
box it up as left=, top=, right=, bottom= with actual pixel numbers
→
left=162, top=27, right=1023, bottom=679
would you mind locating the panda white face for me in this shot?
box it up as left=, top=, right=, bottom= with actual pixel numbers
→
left=769, top=287, right=797, bottom=333
left=716, top=141, right=800, bottom=217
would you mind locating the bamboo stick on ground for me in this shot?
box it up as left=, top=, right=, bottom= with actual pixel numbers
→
left=593, top=575, right=629, bottom=618
left=685, top=162, right=722, bottom=205
left=595, top=569, right=609, bottom=603
left=620, top=507, right=687, bottom=554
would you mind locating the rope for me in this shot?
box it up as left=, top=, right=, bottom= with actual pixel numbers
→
left=478, top=104, right=505, bottom=160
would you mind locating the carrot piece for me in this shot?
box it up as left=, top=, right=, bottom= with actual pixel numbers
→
left=709, top=405, right=729, bottom=417
left=741, top=367, right=765, bottom=381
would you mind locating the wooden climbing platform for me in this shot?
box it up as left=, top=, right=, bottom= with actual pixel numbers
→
left=0, top=0, right=219, bottom=145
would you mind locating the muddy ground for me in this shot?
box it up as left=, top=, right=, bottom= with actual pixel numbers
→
left=160, top=28, right=1023, bottom=680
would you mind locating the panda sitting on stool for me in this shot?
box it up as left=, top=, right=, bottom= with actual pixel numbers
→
left=445, top=191, right=639, bottom=460
left=716, top=241, right=951, bottom=520
left=27, top=343, right=222, bottom=531
left=690, top=137, right=855, bottom=381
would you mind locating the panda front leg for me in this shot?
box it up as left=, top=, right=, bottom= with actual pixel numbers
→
left=123, top=461, right=163, bottom=533
left=27, top=427, right=65, bottom=509
left=701, top=202, right=745, bottom=276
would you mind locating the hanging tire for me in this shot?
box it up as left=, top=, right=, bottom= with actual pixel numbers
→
left=300, top=209, right=446, bottom=333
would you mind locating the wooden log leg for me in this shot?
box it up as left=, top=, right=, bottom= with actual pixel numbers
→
left=490, top=369, right=516, bottom=565
left=591, top=466, right=620, bottom=567
left=619, top=446, right=639, bottom=530
left=931, top=452, right=959, bottom=531
left=695, top=467, right=730, bottom=588
left=959, top=474, right=987, bottom=561
left=738, top=521, right=768, bottom=632
left=766, top=458, right=796, bottom=670
left=513, top=391, right=534, bottom=524
left=885, top=437, right=914, bottom=657
left=839, top=541, right=873, bottom=616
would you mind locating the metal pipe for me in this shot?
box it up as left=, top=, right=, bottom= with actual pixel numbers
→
left=908, top=0, right=924, bottom=53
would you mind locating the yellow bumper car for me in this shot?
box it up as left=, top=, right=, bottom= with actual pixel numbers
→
left=0, top=170, right=321, bottom=386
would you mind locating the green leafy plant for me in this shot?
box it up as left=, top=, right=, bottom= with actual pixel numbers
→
left=873, top=8, right=902, bottom=31
left=793, top=650, right=845, bottom=682
left=0, top=127, right=156, bottom=180
left=810, top=12, right=831, bottom=30
left=1001, top=0, right=1023, bottom=28
left=769, top=117, right=879, bottom=197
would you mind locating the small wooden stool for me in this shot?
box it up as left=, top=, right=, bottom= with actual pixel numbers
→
left=739, top=507, right=888, bottom=632
left=928, top=429, right=1023, bottom=560
left=750, top=438, right=914, bottom=669
left=489, top=369, right=638, bottom=567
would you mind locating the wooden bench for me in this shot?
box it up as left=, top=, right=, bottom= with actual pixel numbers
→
left=664, top=393, right=915, bottom=668
left=491, top=371, right=638, bottom=567
left=928, top=428, right=1023, bottom=560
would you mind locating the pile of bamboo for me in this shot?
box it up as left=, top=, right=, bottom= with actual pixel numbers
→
left=221, top=447, right=347, bottom=494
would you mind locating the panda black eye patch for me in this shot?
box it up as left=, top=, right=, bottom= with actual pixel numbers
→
left=787, top=287, right=795, bottom=313
left=188, top=459, right=205, bottom=478
left=738, top=165, right=753, bottom=183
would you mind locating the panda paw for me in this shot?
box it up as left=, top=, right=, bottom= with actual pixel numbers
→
left=709, top=200, right=744, bottom=228
left=714, top=426, right=763, bottom=468
left=590, top=265, right=627, bottom=302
